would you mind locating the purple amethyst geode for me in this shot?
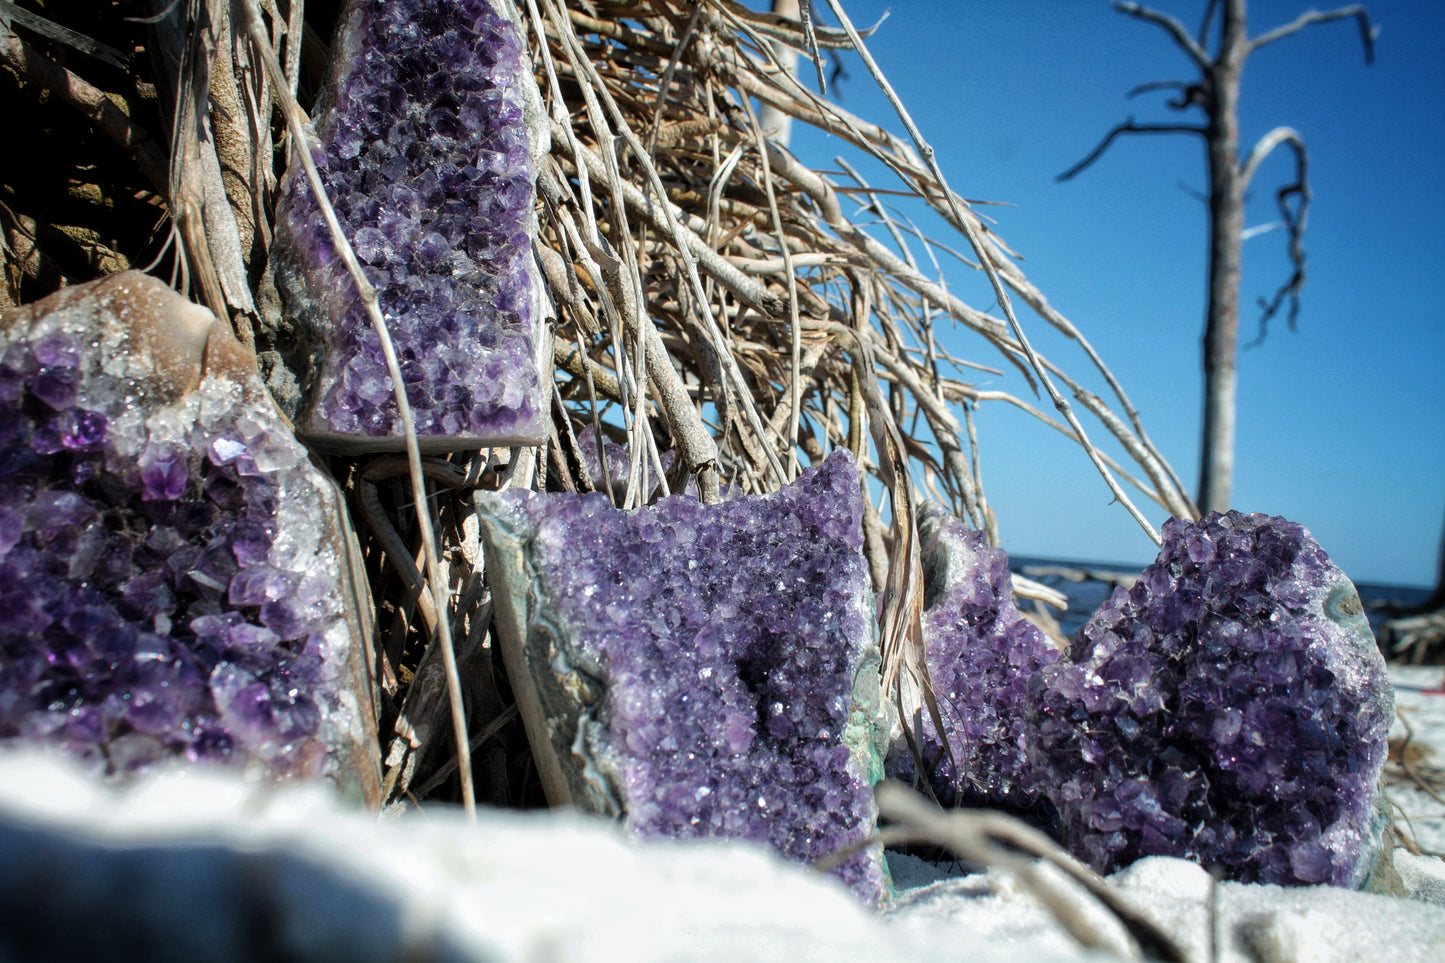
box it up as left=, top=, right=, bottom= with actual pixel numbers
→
left=274, top=0, right=547, bottom=452
left=475, top=449, right=888, bottom=903
left=887, top=504, right=1060, bottom=814
left=0, top=273, right=379, bottom=802
left=1028, top=510, right=1393, bottom=887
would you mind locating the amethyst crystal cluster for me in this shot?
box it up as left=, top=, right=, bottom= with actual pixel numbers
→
left=0, top=273, right=378, bottom=802
left=889, top=503, right=1060, bottom=813
left=477, top=449, right=887, bottom=902
left=275, top=0, right=546, bottom=451
left=1027, top=511, right=1393, bottom=887
left=573, top=432, right=675, bottom=502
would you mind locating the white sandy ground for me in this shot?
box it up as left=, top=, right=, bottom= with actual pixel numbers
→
left=0, top=666, right=1440, bottom=963
left=1388, top=664, right=1445, bottom=856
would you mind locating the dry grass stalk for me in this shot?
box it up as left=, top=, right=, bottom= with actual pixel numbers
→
left=821, top=783, right=1188, bottom=962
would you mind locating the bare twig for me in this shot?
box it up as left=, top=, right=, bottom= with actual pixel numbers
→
left=1243, top=127, right=1309, bottom=344
left=819, top=783, right=1188, bottom=963
left=824, top=0, right=1163, bottom=544
left=1114, top=0, right=1211, bottom=69
left=1249, top=4, right=1377, bottom=61
left=1057, top=118, right=1208, bottom=183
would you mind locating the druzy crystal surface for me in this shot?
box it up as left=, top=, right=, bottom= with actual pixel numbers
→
left=274, top=0, right=546, bottom=451
left=1028, top=510, right=1393, bottom=887
left=0, top=273, right=377, bottom=801
left=888, top=504, right=1060, bottom=812
left=477, top=449, right=887, bottom=902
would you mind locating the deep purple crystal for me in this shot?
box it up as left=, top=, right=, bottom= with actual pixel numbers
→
left=888, top=504, right=1061, bottom=816
left=1028, top=510, right=1393, bottom=887
left=0, top=273, right=375, bottom=799
left=480, top=449, right=886, bottom=903
left=274, top=0, right=545, bottom=451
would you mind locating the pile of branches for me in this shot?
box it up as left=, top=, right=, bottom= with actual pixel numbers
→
left=1, top=0, right=1196, bottom=810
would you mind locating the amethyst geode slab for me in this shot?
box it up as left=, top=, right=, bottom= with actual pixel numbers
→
left=886, top=504, right=1060, bottom=814
left=1028, top=511, right=1393, bottom=888
left=475, top=449, right=888, bottom=903
left=0, top=272, right=379, bottom=804
left=273, top=0, right=548, bottom=452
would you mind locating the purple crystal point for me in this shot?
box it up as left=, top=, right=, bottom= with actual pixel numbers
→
left=0, top=273, right=378, bottom=804
left=889, top=504, right=1061, bottom=815
left=274, top=0, right=547, bottom=453
left=477, top=449, right=888, bottom=903
left=1028, top=510, right=1393, bottom=887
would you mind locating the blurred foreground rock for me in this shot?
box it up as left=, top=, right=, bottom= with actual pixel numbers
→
left=0, top=752, right=1442, bottom=963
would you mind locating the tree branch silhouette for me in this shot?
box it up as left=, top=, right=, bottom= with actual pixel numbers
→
left=1056, top=119, right=1207, bottom=183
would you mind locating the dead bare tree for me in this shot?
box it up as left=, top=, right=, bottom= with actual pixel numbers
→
left=1059, top=0, right=1376, bottom=514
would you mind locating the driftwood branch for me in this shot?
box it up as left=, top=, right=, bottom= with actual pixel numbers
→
left=824, top=0, right=1164, bottom=546
left=1057, top=119, right=1208, bottom=182
left=0, top=0, right=131, bottom=69
left=1249, top=4, right=1378, bottom=62
left=1, top=34, right=169, bottom=191
left=1113, top=1, right=1211, bottom=70
left=823, top=784, right=1189, bottom=963
left=1243, top=128, right=1309, bottom=344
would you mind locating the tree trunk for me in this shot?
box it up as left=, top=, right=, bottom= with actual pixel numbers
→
left=1197, top=2, right=1248, bottom=515
left=757, top=0, right=800, bottom=146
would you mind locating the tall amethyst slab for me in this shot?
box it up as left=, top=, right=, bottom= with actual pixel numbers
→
left=888, top=504, right=1060, bottom=813
left=1028, top=511, right=1393, bottom=888
left=475, top=449, right=888, bottom=903
left=274, top=0, right=547, bottom=452
left=0, top=272, right=379, bottom=804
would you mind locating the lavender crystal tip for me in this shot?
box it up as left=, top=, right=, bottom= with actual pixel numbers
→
left=475, top=448, right=890, bottom=904
left=1028, top=510, right=1393, bottom=888
left=273, top=0, right=549, bottom=453
left=0, top=272, right=379, bottom=804
left=886, top=503, right=1060, bottom=820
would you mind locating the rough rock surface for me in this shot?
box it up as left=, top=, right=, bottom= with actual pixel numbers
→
left=888, top=503, right=1060, bottom=814
left=274, top=0, right=546, bottom=451
left=1028, top=510, right=1393, bottom=887
left=0, top=273, right=378, bottom=802
left=476, top=449, right=887, bottom=902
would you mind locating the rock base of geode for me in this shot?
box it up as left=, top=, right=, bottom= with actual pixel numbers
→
left=0, top=272, right=379, bottom=804
left=272, top=0, right=550, bottom=454
left=476, top=449, right=889, bottom=903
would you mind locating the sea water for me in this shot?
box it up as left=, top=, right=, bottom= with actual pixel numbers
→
left=1010, top=555, right=1432, bottom=642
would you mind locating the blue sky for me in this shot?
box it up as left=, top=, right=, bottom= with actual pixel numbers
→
left=780, top=1, right=1445, bottom=587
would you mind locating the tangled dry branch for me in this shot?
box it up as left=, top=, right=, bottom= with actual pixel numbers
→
left=0, top=0, right=1195, bottom=808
